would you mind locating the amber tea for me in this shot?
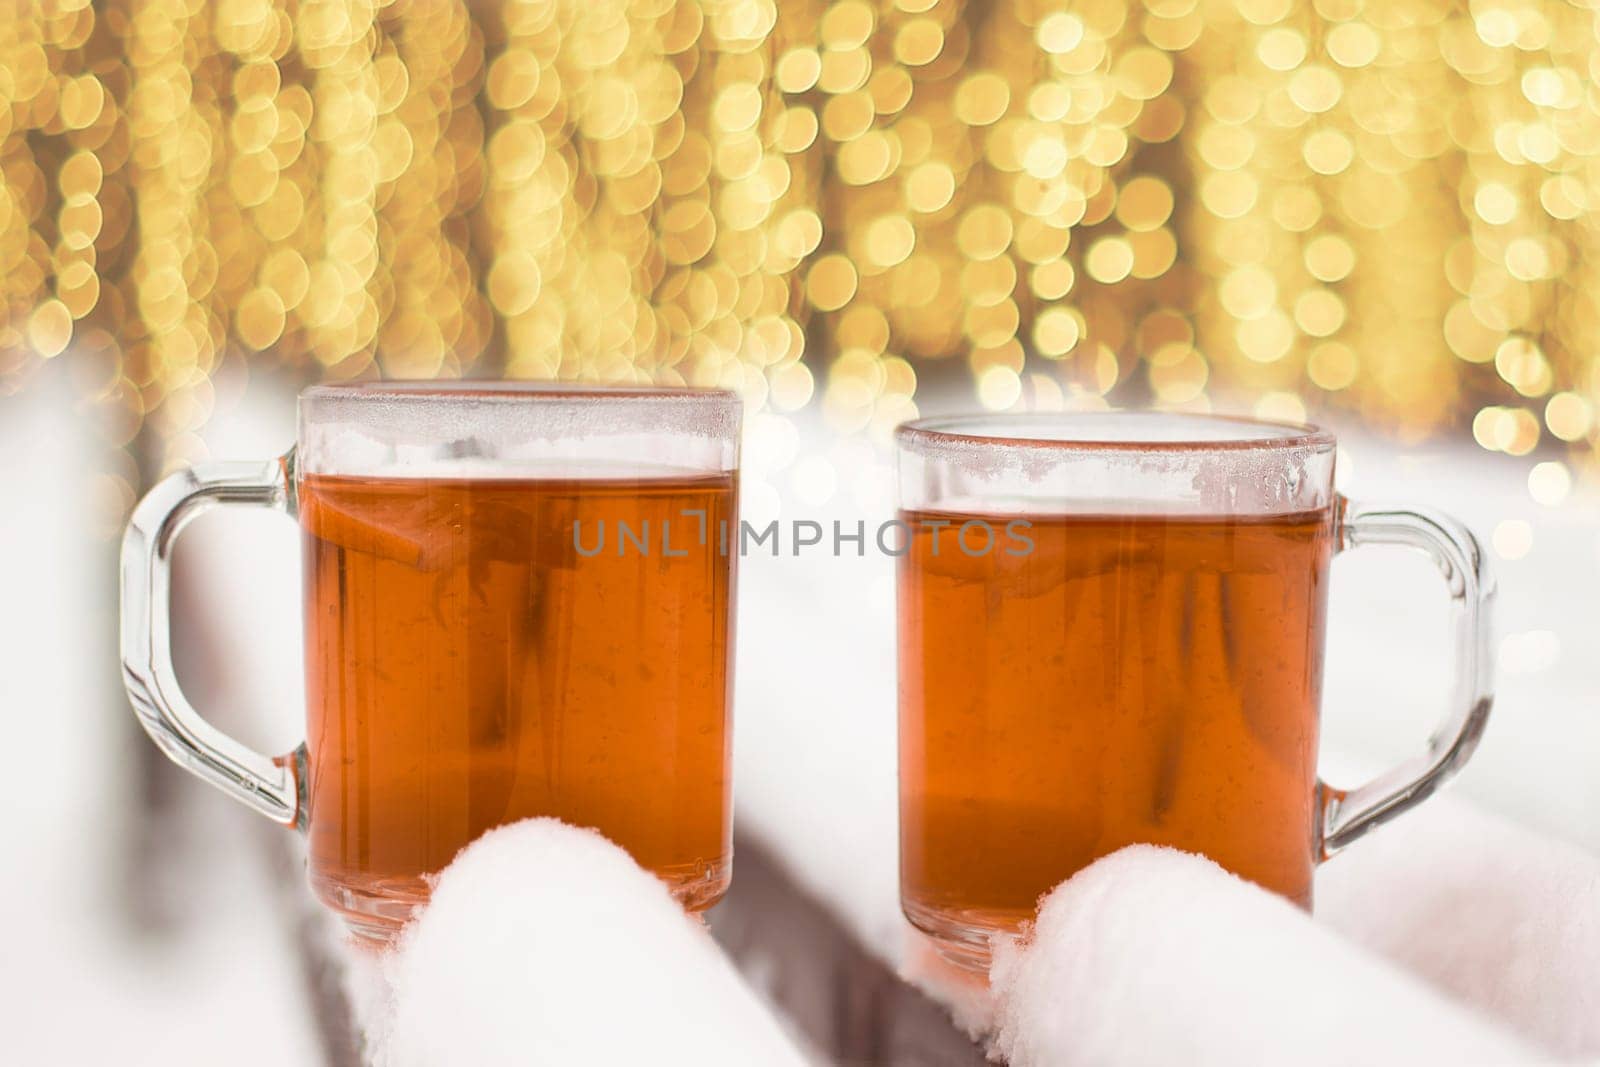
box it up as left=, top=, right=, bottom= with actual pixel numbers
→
left=121, top=383, right=744, bottom=940
left=300, top=471, right=737, bottom=930
left=898, top=507, right=1334, bottom=943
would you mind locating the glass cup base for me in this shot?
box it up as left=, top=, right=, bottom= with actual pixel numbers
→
left=312, top=855, right=733, bottom=943
left=901, top=896, right=1030, bottom=972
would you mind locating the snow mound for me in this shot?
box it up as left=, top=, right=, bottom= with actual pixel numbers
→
left=362, top=819, right=805, bottom=1067
left=989, top=845, right=1543, bottom=1067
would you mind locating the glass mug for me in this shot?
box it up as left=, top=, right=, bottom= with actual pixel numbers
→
left=895, top=412, right=1493, bottom=967
left=122, top=382, right=741, bottom=939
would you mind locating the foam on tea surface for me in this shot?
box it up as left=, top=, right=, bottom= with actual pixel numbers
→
left=305, top=427, right=726, bottom=482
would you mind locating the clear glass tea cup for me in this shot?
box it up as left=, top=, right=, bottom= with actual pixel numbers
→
left=895, top=412, right=1493, bottom=967
left=123, top=382, right=741, bottom=939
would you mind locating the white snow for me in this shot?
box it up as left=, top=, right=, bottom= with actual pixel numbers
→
left=1318, top=798, right=1600, bottom=1059
left=0, top=365, right=320, bottom=1066
left=10, top=363, right=1597, bottom=1065
left=986, top=845, right=1544, bottom=1067
left=358, top=818, right=808, bottom=1067
left=946, top=798, right=1600, bottom=1065
left=730, top=416, right=906, bottom=960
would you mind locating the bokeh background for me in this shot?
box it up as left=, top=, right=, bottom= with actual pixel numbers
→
left=1, top=0, right=1598, bottom=501
left=2, top=2, right=1598, bottom=1064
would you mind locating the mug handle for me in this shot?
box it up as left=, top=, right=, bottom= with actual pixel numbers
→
left=1319, top=496, right=1495, bottom=858
left=120, top=450, right=306, bottom=829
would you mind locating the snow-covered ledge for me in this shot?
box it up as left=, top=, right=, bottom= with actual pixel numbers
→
left=176, top=387, right=1599, bottom=1064
left=175, top=384, right=985, bottom=1064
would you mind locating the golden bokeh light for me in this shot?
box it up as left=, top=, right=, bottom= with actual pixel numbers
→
left=0, top=0, right=1591, bottom=510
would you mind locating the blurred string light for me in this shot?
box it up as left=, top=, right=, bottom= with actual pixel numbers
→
left=0, top=0, right=1596, bottom=527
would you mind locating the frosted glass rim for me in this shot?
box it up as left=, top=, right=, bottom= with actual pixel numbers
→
left=301, top=380, right=739, bottom=406
left=897, top=411, right=1335, bottom=454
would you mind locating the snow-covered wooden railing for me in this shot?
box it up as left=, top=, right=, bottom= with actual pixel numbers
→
left=151, top=388, right=1600, bottom=1065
